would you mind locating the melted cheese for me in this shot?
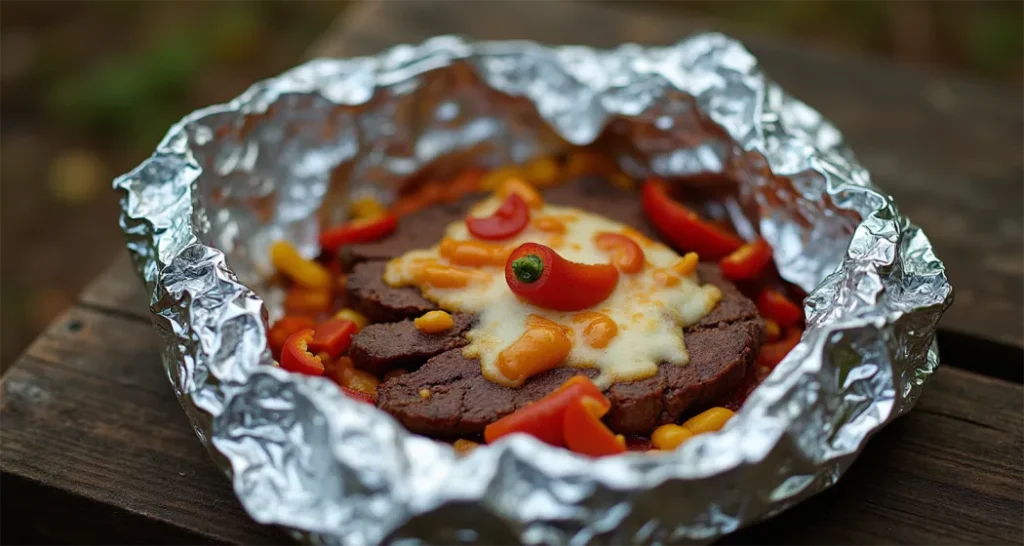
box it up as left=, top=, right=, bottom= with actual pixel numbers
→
left=384, top=196, right=722, bottom=388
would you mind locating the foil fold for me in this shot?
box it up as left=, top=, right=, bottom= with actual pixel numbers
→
left=114, top=34, right=952, bottom=544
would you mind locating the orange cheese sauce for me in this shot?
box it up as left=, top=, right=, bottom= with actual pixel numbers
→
left=384, top=193, right=722, bottom=388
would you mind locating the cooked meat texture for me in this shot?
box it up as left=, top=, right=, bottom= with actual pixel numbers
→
left=349, top=313, right=475, bottom=376
left=345, top=261, right=437, bottom=323
left=375, top=268, right=763, bottom=437
left=339, top=175, right=652, bottom=270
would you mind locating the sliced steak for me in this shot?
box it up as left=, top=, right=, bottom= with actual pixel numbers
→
left=376, top=270, right=763, bottom=437
left=345, top=261, right=436, bottom=323
left=349, top=313, right=475, bottom=376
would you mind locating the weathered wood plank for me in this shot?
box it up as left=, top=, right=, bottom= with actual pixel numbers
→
left=1, top=299, right=1020, bottom=544
left=309, top=0, right=1024, bottom=349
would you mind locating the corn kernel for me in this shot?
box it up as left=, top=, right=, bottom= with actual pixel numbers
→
left=481, top=165, right=522, bottom=190
left=682, top=407, right=735, bottom=435
left=349, top=196, right=387, bottom=220
left=335, top=308, right=369, bottom=329
left=419, top=388, right=432, bottom=400
left=453, top=438, right=479, bottom=455
left=341, top=367, right=379, bottom=399
left=415, top=310, right=455, bottom=334
left=270, top=240, right=331, bottom=289
left=525, top=157, right=561, bottom=187
left=764, top=319, right=781, bottom=342
left=651, top=424, right=694, bottom=450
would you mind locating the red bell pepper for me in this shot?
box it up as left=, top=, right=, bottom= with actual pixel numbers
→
left=284, top=286, right=333, bottom=315
left=267, top=315, right=316, bottom=359
left=484, top=376, right=609, bottom=446
left=641, top=178, right=743, bottom=260
left=308, top=318, right=360, bottom=358
left=466, top=193, right=530, bottom=240
left=756, top=288, right=803, bottom=327
left=279, top=328, right=325, bottom=376
left=756, top=327, right=802, bottom=368
left=594, top=232, right=645, bottom=274
left=319, top=214, right=398, bottom=251
left=505, top=242, right=619, bottom=311
left=719, top=238, right=773, bottom=281
left=563, top=396, right=626, bottom=457
left=340, top=385, right=376, bottom=404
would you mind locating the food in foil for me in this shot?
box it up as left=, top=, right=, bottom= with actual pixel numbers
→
left=264, top=153, right=805, bottom=456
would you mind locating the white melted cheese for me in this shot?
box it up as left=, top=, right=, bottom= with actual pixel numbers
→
left=384, top=196, right=722, bottom=388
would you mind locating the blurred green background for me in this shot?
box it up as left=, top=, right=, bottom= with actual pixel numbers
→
left=1, top=0, right=1021, bottom=370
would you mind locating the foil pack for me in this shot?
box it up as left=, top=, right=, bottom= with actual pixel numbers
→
left=114, top=35, right=953, bottom=544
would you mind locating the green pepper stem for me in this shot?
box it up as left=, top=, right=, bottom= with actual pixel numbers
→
left=511, top=254, right=544, bottom=283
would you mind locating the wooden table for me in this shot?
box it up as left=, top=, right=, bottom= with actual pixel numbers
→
left=3, top=2, right=1022, bottom=544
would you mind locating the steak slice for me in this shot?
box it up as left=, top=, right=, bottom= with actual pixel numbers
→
left=346, top=261, right=437, bottom=323
left=376, top=269, right=763, bottom=437
left=349, top=313, right=475, bottom=376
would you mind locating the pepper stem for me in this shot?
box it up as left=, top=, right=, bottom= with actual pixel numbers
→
left=511, top=254, right=544, bottom=283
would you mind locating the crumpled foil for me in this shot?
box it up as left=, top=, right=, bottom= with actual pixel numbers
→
left=114, top=35, right=952, bottom=544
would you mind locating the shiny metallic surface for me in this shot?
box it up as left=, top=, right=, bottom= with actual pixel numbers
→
left=114, top=35, right=952, bottom=544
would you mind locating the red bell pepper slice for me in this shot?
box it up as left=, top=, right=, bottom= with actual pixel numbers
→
left=267, top=315, right=316, bottom=360
left=563, top=395, right=626, bottom=457
left=756, top=327, right=802, bottom=369
left=308, top=318, right=360, bottom=358
left=756, top=288, right=803, bottom=327
left=505, top=242, right=619, bottom=311
left=641, top=178, right=743, bottom=260
left=279, top=328, right=325, bottom=376
left=484, top=376, right=609, bottom=446
left=340, top=385, right=376, bottom=404
left=319, top=214, right=398, bottom=252
left=594, top=232, right=645, bottom=274
left=719, top=238, right=773, bottom=281
left=466, top=193, right=530, bottom=240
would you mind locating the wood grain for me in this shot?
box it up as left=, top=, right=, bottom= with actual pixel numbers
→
left=310, top=0, right=1024, bottom=349
left=3, top=1, right=1022, bottom=544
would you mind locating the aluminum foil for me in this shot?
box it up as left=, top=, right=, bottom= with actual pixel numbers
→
left=114, top=35, right=952, bottom=544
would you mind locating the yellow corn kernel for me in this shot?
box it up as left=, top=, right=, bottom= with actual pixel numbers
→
left=270, top=241, right=331, bottom=289
left=415, top=310, right=455, bottom=334
left=496, top=177, right=544, bottom=208
left=341, top=367, right=380, bottom=399
left=419, top=388, right=432, bottom=400
left=525, top=157, right=561, bottom=187
left=349, top=196, right=387, bottom=220
left=764, top=319, right=781, bottom=342
left=651, top=424, right=694, bottom=450
left=682, top=407, right=735, bottom=435
left=453, top=439, right=479, bottom=455
left=335, top=308, right=369, bottom=329
left=481, top=165, right=522, bottom=190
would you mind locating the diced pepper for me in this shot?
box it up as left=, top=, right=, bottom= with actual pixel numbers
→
left=270, top=241, right=332, bottom=289
left=573, top=312, right=618, bottom=349
left=763, top=319, right=781, bottom=342
left=466, top=193, right=530, bottom=240
left=484, top=376, right=609, bottom=446
left=335, top=308, right=369, bottom=329
left=563, top=395, right=626, bottom=457
left=309, top=318, right=359, bottom=358
left=496, top=177, right=543, bottom=208
left=414, top=310, right=455, bottom=334
left=682, top=407, right=734, bottom=435
left=267, top=315, right=316, bottom=359
left=439, top=238, right=510, bottom=267
left=340, top=367, right=380, bottom=400
left=756, top=327, right=802, bottom=368
left=641, top=178, right=743, bottom=260
left=319, top=214, right=398, bottom=252
left=756, top=288, right=803, bottom=327
left=505, top=242, right=619, bottom=311
left=492, top=315, right=573, bottom=387
left=594, top=232, right=645, bottom=274
left=452, top=438, right=480, bottom=455
left=651, top=424, right=695, bottom=450
left=719, top=238, right=773, bottom=281
left=284, top=286, right=333, bottom=314
left=280, top=329, right=325, bottom=376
